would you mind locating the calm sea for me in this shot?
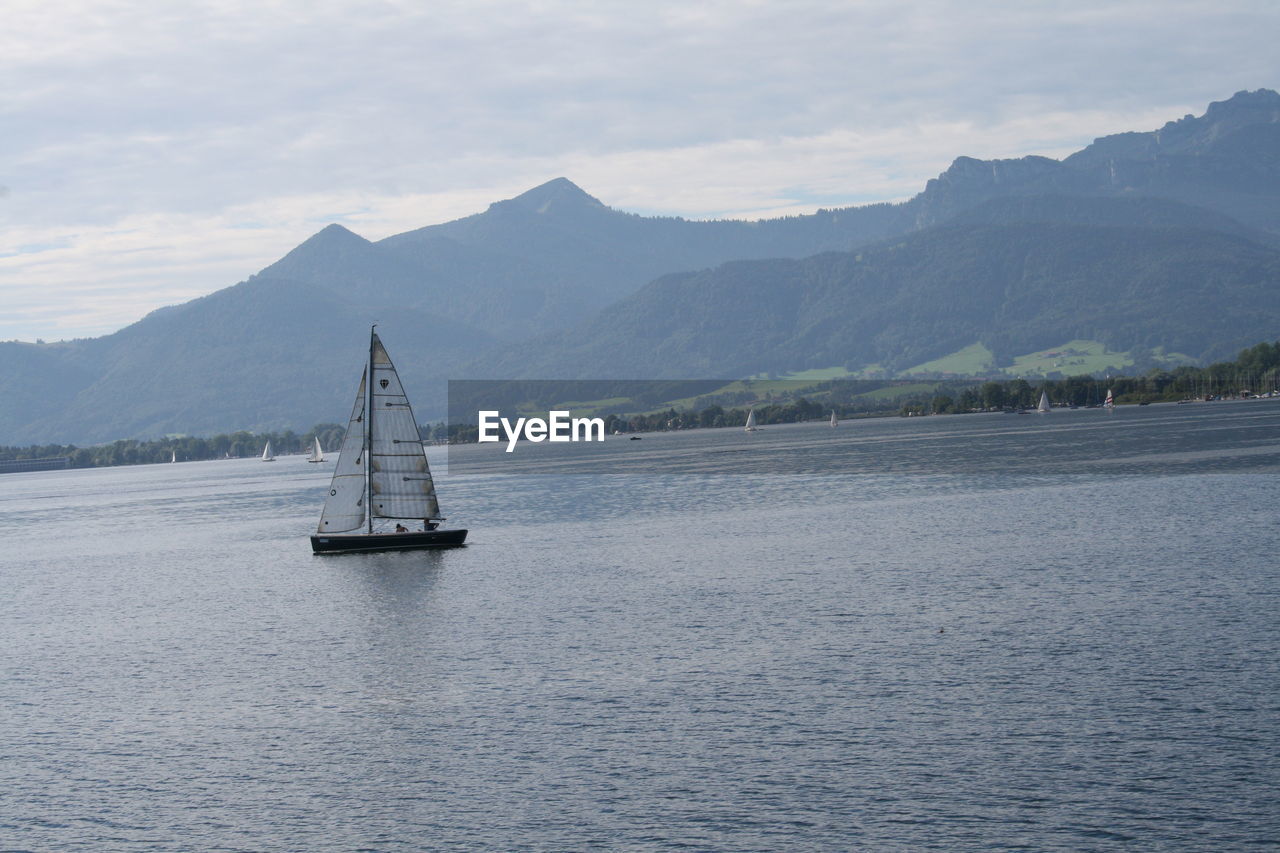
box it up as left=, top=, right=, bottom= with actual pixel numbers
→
left=2, top=401, right=1278, bottom=851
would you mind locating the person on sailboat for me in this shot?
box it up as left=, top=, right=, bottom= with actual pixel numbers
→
left=424, top=519, right=438, bottom=531
left=395, top=524, right=408, bottom=533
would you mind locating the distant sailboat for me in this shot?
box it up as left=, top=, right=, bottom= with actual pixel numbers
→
left=261, top=440, right=275, bottom=462
left=1104, top=388, right=1115, bottom=411
left=310, top=327, right=467, bottom=554
left=307, top=436, right=325, bottom=463
left=744, top=408, right=758, bottom=432
left=830, top=410, right=838, bottom=427
left=170, top=450, right=177, bottom=463
left=1037, top=390, right=1051, bottom=413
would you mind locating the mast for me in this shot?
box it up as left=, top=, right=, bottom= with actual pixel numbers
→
left=366, top=324, right=376, bottom=534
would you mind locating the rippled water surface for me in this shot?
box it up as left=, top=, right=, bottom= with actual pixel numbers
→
left=3, top=401, right=1279, bottom=850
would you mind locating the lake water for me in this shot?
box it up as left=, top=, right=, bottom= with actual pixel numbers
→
left=2, top=400, right=1279, bottom=850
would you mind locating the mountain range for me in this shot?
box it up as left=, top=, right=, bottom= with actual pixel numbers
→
left=3, top=88, right=1278, bottom=445
left=485, top=209, right=1279, bottom=380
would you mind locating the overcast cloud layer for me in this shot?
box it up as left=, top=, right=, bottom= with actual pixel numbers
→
left=2, top=0, right=1276, bottom=341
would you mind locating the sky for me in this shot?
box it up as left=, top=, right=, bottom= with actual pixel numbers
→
left=2, top=0, right=1276, bottom=343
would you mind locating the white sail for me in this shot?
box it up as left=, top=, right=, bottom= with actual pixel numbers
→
left=1104, top=388, right=1115, bottom=409
left=745, top=408, right=757, bottom=431
left=317, top=373, right=369, bottom=533
left=830, top=410, right=838, bottom=427
left=1037, top=390, right=1050, bottom=413
left=308, top=436, right=324, bottom=462
left=261, top=440, right=275, bottom=461
left=367, top=334, right=441, bottom=522
left=170, top=450, right=177, bottom=463
left=316, top=331, right=443, bottom=536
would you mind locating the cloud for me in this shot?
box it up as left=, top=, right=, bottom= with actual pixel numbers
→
left=0, top=0, right=1276, bottom=340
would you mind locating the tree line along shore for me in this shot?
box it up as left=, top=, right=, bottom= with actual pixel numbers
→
left=4, top=341, right=1278, bottom=470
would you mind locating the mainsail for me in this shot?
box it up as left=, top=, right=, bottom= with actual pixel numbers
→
left=1104, top=388, right=1115, bottom=409
left=1037, top=390, right=1051, bottom=413
left=309, top=436, right=325, bottom=462
left=745, top=408, right=757, bottom=431
left=367, top=334, right=440, bottom=523
left=830, top=410, right=838, bottom=427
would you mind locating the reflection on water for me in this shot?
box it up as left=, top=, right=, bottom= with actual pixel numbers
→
left=1, top=399, right=1278, bottom=850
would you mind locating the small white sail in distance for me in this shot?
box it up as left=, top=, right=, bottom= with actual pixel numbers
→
left=1104, top=388, right=1115, bottom=410
left=744, top=408, right=758, bottom=431
left=830, top=410, right=838, bottom=427
left=261, top=440, right=275, bottom=461
left=1037, top=390, right=1051, bottom=413
left=308, top=436, right=325, bottom=463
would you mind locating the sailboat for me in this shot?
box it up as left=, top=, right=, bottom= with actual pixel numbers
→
left=830, top=410, right=838, bottom=428
left=744, top=408, right=758, bottom=432
left=307, top=436, right=325, bottom=463
left=261, top=440, right=275, bottom=461
left=310, top=327, right=467, bottom=554
left=1104, top=388, right=1115, bottom=411
left=1037, top=390, right=1051, bottom=413
left=170, top=450, right=177, bottom=463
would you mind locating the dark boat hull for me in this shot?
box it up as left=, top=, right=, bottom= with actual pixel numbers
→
left=311, top=528, right=468, bottom=554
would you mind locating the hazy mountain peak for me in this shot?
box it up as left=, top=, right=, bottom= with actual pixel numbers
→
left=1070, top=88, right=1280, bottom=164
left=277, top=222, right=373, bottom=262
left=933, top=155, right=1061, bottom=188
left=908, top=155, right=1064, bottom=227
left=258, top=222, right=375, bottom=282
left=301, top=222, right=371, bottom=247
left=501, top=177, right=606, bottom=215
left=1204, top=88, right=1280, bottom=119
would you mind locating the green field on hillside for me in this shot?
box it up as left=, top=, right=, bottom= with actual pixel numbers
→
left=1003, top=340, right=1129, bottom=375
left=771, top=366, right=858, bottom=381
left=1001, top=341, right=1193, bottom=376
left=781, top=340, right=1195, bottom=381
left=900, top=343, right=996, bottom=376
